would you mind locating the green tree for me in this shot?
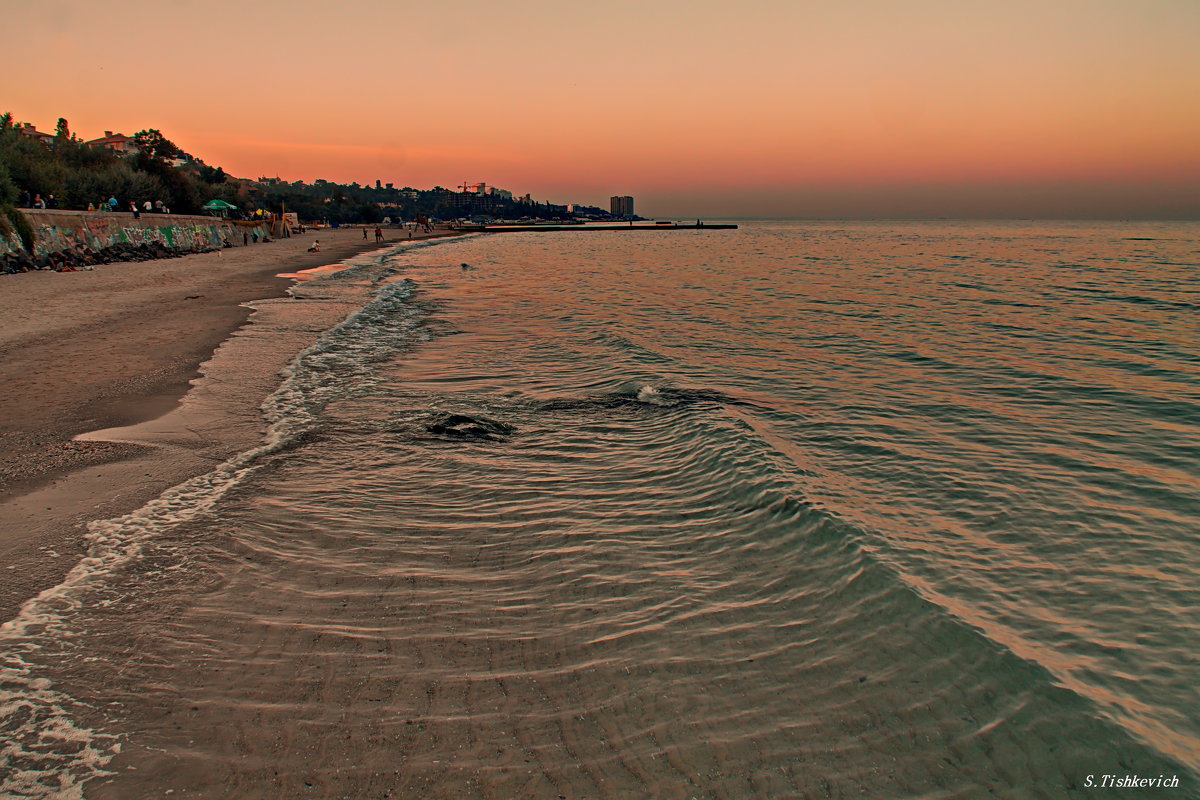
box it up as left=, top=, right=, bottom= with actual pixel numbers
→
left=356, top=203, right=383, bottom=223
left=54, top=117, right=71, bottom=141
left=199, top=164, right=227, bottom=184
left=0, top=161, right=18, bottom=206
left=132, top=129, right=181, bottom=164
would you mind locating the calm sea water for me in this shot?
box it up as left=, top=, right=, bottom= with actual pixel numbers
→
left=2, top=221, right=1198, bottom=798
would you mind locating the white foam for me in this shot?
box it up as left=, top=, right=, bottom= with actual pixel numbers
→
left=0, top=654, right=119, bottom=799
left=637, top=385, right=666, bottom=405
left=0, top=246, right=458, bottom=797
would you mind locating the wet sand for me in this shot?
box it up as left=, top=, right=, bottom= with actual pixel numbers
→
left=0, top=227, right=457, bottom=621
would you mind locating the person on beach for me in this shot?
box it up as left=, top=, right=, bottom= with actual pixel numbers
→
left=362, top=228, right=368, bottom=240
left=130, top=202, right=140, bottom=219
left=243, top=232, right=249, bottom=246
left=154, top=199, right=165, bottom=214
left=308, top=240, right=321, bottom=252
left=108, top=196, right=118, bottom=212
left=374, top=227, right=384, bottom=242
left=143, top=200, right=153, bottom=214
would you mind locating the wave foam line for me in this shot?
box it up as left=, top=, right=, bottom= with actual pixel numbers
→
left=0, top=267, right=426, bottom=799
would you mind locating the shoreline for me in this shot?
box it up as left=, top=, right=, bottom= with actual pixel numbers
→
left=0, top=226, right=463, bottom=621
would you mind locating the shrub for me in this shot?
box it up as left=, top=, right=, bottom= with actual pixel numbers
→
left=3, top=206, right=35, bottom=252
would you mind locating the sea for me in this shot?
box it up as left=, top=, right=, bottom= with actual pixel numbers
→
left=2, top=220, right=1198, bottom=799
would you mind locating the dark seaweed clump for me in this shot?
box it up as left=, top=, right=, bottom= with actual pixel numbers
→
left=425, top=413, right=514, bottom=441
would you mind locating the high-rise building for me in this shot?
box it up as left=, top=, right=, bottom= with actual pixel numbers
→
left=610, top=195, right=634, bottom=218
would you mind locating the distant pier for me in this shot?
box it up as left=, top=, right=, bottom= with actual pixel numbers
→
left=460, top=223, right=738, bottom=233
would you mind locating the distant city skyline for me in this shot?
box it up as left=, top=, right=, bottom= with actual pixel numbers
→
left=6, top=0, right=1199, bottom=218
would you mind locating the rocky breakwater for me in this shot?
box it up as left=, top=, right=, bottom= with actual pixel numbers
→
left=1, top=209, right=270, bottom=274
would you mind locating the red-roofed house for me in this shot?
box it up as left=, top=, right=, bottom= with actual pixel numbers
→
left=85, top=131, right=137, bottom=155
left=17, top=123, right=54, bottom=145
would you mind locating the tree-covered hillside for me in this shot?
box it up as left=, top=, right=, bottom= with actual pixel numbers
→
left=1, top=113, right=603, bottom=228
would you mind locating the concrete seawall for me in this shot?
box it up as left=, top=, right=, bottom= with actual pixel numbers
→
left=1, top=210, right=271, bottom=257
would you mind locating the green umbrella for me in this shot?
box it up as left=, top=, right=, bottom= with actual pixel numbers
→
left=202, top=198, right=237, bottom=217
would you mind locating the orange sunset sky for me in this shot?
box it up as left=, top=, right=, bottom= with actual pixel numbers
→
left=7, top=0, right=1200, bottom=218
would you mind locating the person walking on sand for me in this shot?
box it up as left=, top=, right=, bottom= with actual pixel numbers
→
left=374, top=227, right=384, bottom=242
left=362, top=228, right=368, bottom=240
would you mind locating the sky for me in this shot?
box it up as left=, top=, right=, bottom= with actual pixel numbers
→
left=6, top=0, right=1199, bottom=218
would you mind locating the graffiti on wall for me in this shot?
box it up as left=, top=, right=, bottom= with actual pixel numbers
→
left=0, top=211, right=269, bottom=257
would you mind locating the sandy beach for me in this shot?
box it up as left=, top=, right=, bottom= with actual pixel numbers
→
left=0, top=226, right=458, bottom=622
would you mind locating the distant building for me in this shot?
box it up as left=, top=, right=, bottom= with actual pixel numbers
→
left=85, top=131, right=137, bottom=154
left=17, top=123, right=54, bottom=145
left=451, top=191, right=501, bottom=212
left=454, top=182, right=512, bottom=199
left=610, top=195, right=634, bottom=217
left=568, top=203, right=605, bottom=218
